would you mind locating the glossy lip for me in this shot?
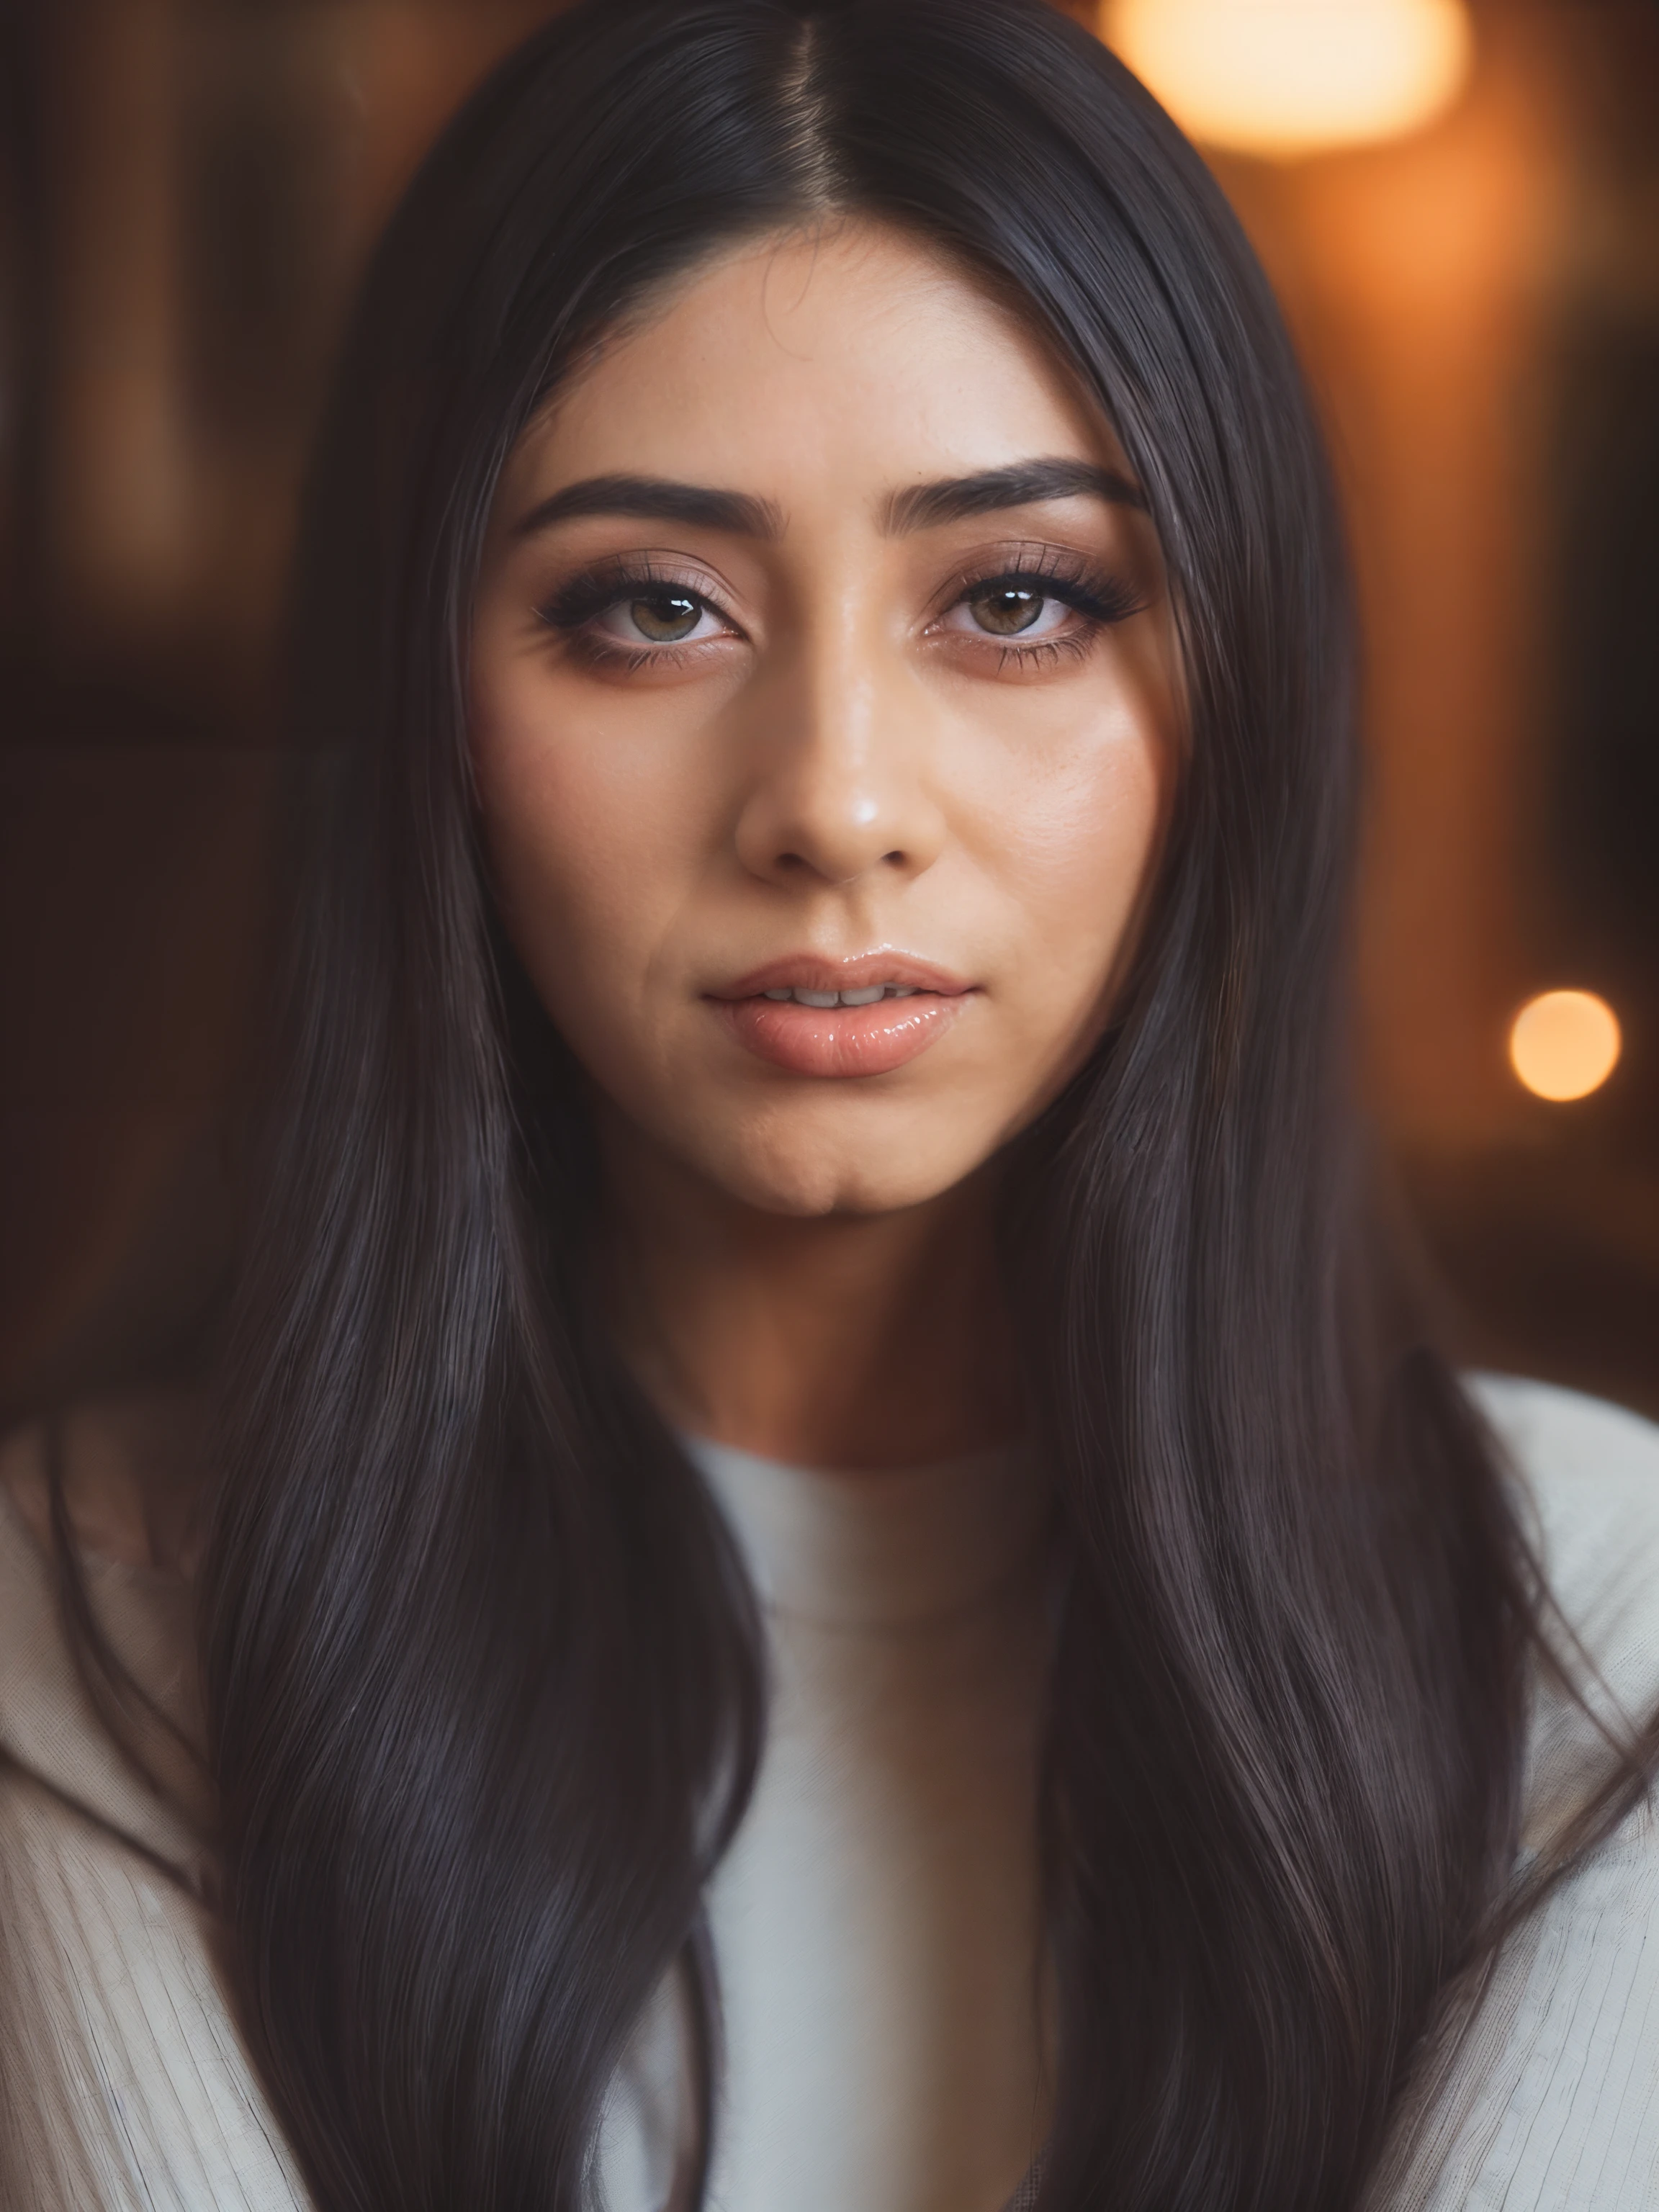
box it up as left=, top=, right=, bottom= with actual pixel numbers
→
left=711, top=953, right=975, bottom=1001
left=707, top=953, right=978, bottom=1079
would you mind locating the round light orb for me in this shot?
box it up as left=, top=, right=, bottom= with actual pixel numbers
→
left=1105, top=0, right=1474, bottom=159
left=1509, top=990, right=1622, bottom=1103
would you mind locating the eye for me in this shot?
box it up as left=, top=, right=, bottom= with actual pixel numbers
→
left=939, top=580, right=1077, bottom=643
left=961, top=584, right=1064, bottom=638
left=930, top=557, right=1145, bottom=655
left=593, top=588, right=727, bottom=647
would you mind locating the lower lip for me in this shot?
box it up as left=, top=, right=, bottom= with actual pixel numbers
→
left=714, top=992, right=971, bottom=1078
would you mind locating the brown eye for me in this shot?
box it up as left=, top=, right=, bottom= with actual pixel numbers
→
left=627, top=590, right=703, bottom=642
left=968, top=585, right=1046, bottom=636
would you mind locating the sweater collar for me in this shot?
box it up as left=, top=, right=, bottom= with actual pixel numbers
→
left=683, top=1433, right=1051, bottom=1629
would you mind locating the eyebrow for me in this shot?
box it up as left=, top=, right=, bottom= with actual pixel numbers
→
left=510, top=454, right=1146, bottom=545
left=512, top=473, right=783, bottom=540
left=882, top=457, right=1147, bottom=534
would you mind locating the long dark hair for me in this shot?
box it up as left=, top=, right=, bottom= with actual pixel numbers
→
left=202, top=3, right=1581, bottom=2206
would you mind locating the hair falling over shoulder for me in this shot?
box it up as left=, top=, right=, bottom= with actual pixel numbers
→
left=198, top=4, right=1615, bottom=2206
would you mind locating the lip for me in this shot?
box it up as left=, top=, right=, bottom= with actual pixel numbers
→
left=708, top=953, right=976, bottom=1079
left=714, top=953, right=974, bottom=1001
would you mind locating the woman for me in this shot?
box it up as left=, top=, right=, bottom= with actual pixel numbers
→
left=4, top=1, right=1659, bottom=2206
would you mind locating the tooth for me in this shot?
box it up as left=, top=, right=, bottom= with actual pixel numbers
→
left=839, top=986, right=884, bottom=1006
left=763, top=988, right=793, bottom=1001
left=794, top=989, right=839, bottom=1008
left=889, top=986, right=918, bottom=997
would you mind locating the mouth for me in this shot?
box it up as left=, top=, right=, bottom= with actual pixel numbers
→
left=708, top=956, right=976, bottom=1079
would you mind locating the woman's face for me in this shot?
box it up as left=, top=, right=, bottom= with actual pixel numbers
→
left=471, top=222, right=1179, bottom=1218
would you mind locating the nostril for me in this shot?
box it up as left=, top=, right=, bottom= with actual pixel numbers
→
left=882, top=850, right=905, bottom=866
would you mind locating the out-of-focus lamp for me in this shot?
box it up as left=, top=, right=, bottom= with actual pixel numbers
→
left=1104, top=0, right=1475, bottom=158
left=1509, top=991, right=1622, bottom=1104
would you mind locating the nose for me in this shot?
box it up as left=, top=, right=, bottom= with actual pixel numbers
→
left=732, top=627, right=947, bottom=889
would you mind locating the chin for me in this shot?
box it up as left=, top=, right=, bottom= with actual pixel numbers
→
left=702, top=1121, right=981, bottom=1220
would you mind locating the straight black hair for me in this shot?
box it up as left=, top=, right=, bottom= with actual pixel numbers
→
left=200, top=3, right=1625, bottom=2207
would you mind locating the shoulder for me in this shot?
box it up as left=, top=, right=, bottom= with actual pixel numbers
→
left=1465, top=1368, right=1659, bottom=1529
left=0, top=1759, right=312, bottom=2212
left=1383, top=1794, right=1659, bottom=2210
left=0, top=1415, right=210, bottom=1882
left=1465, top=1371, right=1659, bottom=1841
left=1376, top=1379, right=1659, bottom=2208
left=0, top=1424, right=307, bottom=2209
left=1465, top=1371, right=1659, bottom=1696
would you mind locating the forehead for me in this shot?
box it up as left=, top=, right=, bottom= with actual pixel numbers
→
left=506, top=220, right=1128, bottom=505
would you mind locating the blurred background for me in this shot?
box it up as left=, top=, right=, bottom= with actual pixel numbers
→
left=1, top=0, right=1656, bottom=1424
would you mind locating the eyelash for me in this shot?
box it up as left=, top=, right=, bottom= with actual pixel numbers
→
left=944, top=552, right=1145, bottom=671
left=535, top=558, right=721, bottom=673
left=535, top=549, right=1143, bottom=673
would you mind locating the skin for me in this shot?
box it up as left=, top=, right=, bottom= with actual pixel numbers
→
left=470, top=220, right=1181, bottom=1470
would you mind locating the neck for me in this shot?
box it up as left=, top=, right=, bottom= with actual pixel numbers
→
left=598, top=1119, right=1017, bottom=1472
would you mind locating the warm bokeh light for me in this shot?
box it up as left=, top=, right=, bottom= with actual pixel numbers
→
left=1509, top=991, right=1622, bottom=1103
left=1105, top=0, right=1474, bottom=158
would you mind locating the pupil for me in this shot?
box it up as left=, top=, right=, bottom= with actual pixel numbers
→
left=976, top=587, right=1043, bottom=636
left=631, top=592, right=700, bottom=642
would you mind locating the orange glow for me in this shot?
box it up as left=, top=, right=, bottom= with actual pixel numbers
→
left=1509, top=991, right=1622, bottom=1103
left=1105, top=0, right=1474, bottom=158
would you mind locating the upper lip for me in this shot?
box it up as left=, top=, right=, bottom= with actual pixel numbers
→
left=712, top=953, right=975, bottom=1000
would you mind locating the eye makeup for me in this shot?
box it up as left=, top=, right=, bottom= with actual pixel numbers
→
left=929, top=540, right=1146, bottom=671
left=534, top=552, right=742, bottom=673
left=536, top=552, right=733, bottom=631
left=532, top=535, right=1146, bottom=678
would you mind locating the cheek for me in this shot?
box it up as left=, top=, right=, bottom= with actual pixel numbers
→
left=469, top=678, right=704, bottom=1021
left=971, top=703, right=1170, bottom=1013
